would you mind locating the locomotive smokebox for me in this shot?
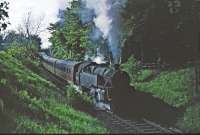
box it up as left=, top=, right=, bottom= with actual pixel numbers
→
left=111, top=69, right=131, bottom=94
left=110, top=69, right=133, bottom=113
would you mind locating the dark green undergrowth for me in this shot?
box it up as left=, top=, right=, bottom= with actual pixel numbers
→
left=121, top=56, right=199, bottom=133
left=0, top=49, right=106, bottom=134
left=66, top=83, right=93, bottom=105
left=121, top=56, right=194, bottom=108
left=134, top=68, right=194, bottom=108
left=176, top=103, right=200, bottom=133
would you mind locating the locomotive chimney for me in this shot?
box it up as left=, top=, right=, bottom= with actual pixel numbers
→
left=109, top=51, right=114, bottom=65
left=114, top=64, right=120, bottom=71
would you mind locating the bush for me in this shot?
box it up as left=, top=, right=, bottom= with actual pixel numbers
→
left=121, top=55, right=140, bottom=82
left=134, top=68, right=194, bottom=107
left=176, top=104, right=200, bottom=133
left=137, top=70, right=154, bottom=82
left=121, top=54, right=194, bottom=108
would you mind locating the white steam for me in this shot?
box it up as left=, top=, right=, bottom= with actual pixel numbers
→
left=83, top=0, right=112, bottom=38
left=93, top=56, right=106, bottom=64
left=82, top=0, right=127, bottom=64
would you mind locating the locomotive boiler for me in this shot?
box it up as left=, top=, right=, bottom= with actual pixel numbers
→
left=39, top=52, right=129, bottom=111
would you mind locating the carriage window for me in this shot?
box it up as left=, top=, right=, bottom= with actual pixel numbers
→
left=68, top=69, right=71, bottom=73
left=65, top=68, right=68, bottom=73
left=65, top=68, right=71, bottom=73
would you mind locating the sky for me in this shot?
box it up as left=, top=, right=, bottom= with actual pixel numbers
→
left=6, top=0, right=74, bottom=48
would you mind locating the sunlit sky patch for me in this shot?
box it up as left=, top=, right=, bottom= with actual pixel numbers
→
left=6, top=0, right=74, bottom=48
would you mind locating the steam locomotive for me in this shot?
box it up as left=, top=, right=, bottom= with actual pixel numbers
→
left=39, top=52, right=129, bottom=111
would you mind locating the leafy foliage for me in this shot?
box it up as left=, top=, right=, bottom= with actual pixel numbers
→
left=16, top=116, right=68, bottom=134
left=121, top=0, right=199, bottom=65
left=176, top=103, right=200, bottom=133
left=1, top=31, right=41, bottom=51
left=120, top=55, right=140, bottom=82
left=0, top=46, right=106, bottom=133
left=0, top=1, right=9, bottom=31
left=134, top=68, right=194, bottom=107
left=121, top=55, right=194, bottom=108
left=137, top=70, right=154, bottom=82
left=65, top=83, right=93, bottom=105
left=50, top=1, right=92, bottom=60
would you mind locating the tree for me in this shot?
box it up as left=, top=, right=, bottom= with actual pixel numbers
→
left=49, top=0, right=93, bottom=60
left=0, top=1, right=9, bottom=31
left=0, top=0, right=9, bottom=112
left=15, top=11, right=44, bottom=50
left=0, top=30, right=41, bottom=52
left=17, top=11, right=45, bottom=38
left=121, top=0, right=199, bottom=66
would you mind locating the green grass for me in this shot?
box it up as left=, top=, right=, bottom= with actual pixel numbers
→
left=121, top=56, right=194, bottom=107
left=17, top=90, right=105, bottom=133
left=176, top=103, right=200, bottom=133
left=137, top=70, right=155, bottom=82
left=65, top=83, right=93, bottom=105
left=134, top=68, right=194, bottom=107
left=16, top=116, right=68, bottom=134
left=0, top=49, right=107, bottom=134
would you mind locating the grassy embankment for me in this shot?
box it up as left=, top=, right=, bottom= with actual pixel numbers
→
left=121, top=56, right=200, bottom=133
left=0, top=47, right=106, bottom=134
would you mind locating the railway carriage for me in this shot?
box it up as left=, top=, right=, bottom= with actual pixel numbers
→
left=40, top=52, right=81, bottom=82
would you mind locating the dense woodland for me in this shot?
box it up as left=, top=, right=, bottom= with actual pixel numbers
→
left=0, top=0, right=200, bottom=133
left=122, top=0, right=200, bottom=65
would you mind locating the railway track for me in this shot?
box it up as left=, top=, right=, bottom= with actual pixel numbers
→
left=39, top=66, right=183, bottom=134
left=97, top=111, right=182, bottom=134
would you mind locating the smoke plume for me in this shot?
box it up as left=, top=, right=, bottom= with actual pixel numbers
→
left=80, top=0, right=127, bottom=64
